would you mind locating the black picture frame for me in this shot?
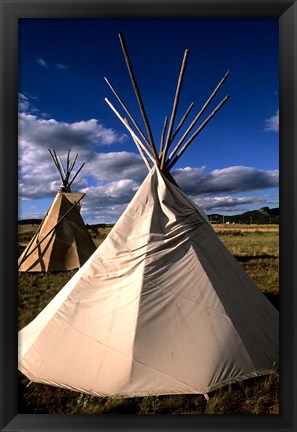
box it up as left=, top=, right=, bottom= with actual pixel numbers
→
left=0, top=1, right=296, bottom=431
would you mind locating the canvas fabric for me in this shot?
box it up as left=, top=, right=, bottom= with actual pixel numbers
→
left=18, top=192, right=96, bottom=272
left=18, top=167, right=279, bottom=396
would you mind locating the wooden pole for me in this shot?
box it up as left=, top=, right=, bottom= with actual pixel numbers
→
left=167, top=69, right=230, bottom=165
left=48, top=149, right=60, bottom=174
left=65, top=152, right=79, bottom=189
left=159, top=116, right=168, bottom=157
left=48, top=149, right=68, bottom=190
left=118, top=33, right=159, bottom=164
left=105, top=97, right=155, bottom=166
left=170, top=101, right=194, bottom=143
left=69, top=153, right=78, bottom=173
left=126, top=120, right=152, bottom=171
left=160, top=49, right=189, bottom=170
left=52, top=150, right=65, bottom=181
left=64, top=154, right=73, bottom=184
left=167, top=95, right=230, bottom=170
left=58, top=156, right=67, bottom=179
left=68, top=162, right=85, bottom=188
left=104, top=77, right=152, bottom=152
left=66, top=149, right=70, bottom=176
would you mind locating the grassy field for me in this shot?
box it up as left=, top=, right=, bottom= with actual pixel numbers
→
left=213, top=224, right=279, bottom=298
left=18, top=223, right=279, bottom=414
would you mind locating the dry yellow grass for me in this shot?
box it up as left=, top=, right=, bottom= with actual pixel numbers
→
left=213, top=223, right=279, bottom=232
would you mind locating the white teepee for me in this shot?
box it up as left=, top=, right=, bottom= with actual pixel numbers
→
left=18, top=34, right=278, bottom=397
left=18, top=150, right=96, bottom=272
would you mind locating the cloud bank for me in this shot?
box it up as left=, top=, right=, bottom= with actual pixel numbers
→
left=18, top=106, right=279, bottom=223
left=173, top=166, right=278, bottom=196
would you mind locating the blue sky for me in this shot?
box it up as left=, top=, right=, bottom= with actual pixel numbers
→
left=18, top=18, right=279, bottom=224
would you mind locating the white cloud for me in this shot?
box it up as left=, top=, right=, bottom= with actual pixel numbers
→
left=172, top=166, right=279, bottom=196
left=18, top=112, right=127, bottom=154
left=18, top=93, right=45, bottom=116
left=18, top=112, right=132, bottom=203
left=84, top=152, right=146, bottom=181
left=82, top=179, right=140, bottom=207
left=18, top=93, right=30, bottom=112
left=265, top=109, right=279, bottom=132
left=36, top=57, right=48, bottom=68
left=56, top=63, right=69, bottom=70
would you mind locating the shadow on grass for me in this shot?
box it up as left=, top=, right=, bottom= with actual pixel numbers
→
left=235, top=254, right=277, bottom=262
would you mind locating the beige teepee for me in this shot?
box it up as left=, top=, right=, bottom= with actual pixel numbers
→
left=18, top=150, right=96, bottom=272
left=18, top=34, right=278, bottom=397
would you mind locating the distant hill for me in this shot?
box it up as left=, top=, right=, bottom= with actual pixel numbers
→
left=18, top=219, right=42, bottom=225
left=209, top=207, right=279, bottom=225
left=18, top=207, right=279, bottom=227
